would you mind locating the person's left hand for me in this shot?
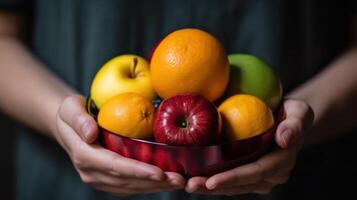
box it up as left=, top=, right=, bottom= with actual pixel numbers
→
left=185, top=99, right=314, bottom=196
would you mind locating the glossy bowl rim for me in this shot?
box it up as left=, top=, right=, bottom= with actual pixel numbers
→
left=99, top=126, right=275, bottom=148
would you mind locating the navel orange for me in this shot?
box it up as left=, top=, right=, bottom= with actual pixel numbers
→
left=97, top=93, right=154, bottom=139
left=150, top=28, right=230, bottom=101
left=218, top=94, right=274, bottom=140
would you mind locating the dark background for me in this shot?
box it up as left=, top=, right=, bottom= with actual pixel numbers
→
left=0, top=113, right=15, bottom=199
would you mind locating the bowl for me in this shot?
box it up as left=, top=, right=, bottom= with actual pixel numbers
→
left=98, top=108, right=285, bottom=177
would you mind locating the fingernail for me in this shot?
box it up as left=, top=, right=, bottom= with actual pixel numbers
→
left=282, top=129, right=292, bottom=147
left=206, top=181, right=217, bottom=190
left=81, top=122, right=92, bottom=141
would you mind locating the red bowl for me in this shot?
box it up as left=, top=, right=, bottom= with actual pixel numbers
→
left=99, top=109, right=285, bottom=177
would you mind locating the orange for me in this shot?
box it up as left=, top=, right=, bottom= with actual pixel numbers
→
left=150, top=28, right=230, bottom=101
left=218, top=94, right=274, bottom=140
left=97, top=93, right=154, bottom=139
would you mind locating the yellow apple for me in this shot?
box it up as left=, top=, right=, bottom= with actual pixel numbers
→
left=90, top=55, right=156, bottom=108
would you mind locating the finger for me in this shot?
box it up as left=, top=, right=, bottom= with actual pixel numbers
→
left=73, top=143, right=168, bottom=181
left=97, top=184, right=180, bottom=197
left=206, top=149, right=295, bottom=189
left=206, top=163, right=261, bottom=190
left=185, top=176, right=208, bottom=193
left=275, top=99, right=314, bottom=148
left=275, top=118, right=302, bottom=149
left=265, top=173, right=290, bottom=185
left=58, top=95, right=98, bottom=143
left=209, top=181, right=274, bottom=195
left=57, top=118, right=168, bottom=181
left=84, top=171, right=183, bottom=191
left=165, top=172, right=186, bottom=188
left=214, top=171, right=290, bottom=189
left=92, top=176, right=182, bottom=195
left=55, top=114, right=81, bottom=152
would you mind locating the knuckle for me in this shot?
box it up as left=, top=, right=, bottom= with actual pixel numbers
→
left=72, top=149, right=88, bottom=169
left=108, top=155, right=124, bottom=177
left=72, top=154, right=84, bottom=168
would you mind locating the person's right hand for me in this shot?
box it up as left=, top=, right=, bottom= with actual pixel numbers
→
left=54, top=95, right=185, bottom=196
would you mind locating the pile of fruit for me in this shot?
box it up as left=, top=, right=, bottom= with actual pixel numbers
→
left=87, top=28, right=282, bottom=147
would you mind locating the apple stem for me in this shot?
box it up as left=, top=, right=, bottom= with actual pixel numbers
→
left=181, top=121, right=187, bottom=128
left=131, top=57, right=138, bottom=79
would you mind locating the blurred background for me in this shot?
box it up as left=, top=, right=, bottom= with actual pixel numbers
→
left=0, top=113, right=15, bottom=199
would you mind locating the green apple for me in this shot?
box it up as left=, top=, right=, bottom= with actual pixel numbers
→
left=226, top=54, right=282, bottom=110
left=90, top=55, right=156, bottom=109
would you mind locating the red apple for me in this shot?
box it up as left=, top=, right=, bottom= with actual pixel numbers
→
left=153, top=94, right=221, bottom=145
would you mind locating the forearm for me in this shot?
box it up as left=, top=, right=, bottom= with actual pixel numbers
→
left=289, top=47, right=357, bottom=145
left=0, top=36, right=75, bottom=137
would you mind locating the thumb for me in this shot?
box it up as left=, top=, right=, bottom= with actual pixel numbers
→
left=276, top=118, right=300, bottom=149
left=58, top=95, right=98, bottom=143
left=275, top=99, right=314, bottom=149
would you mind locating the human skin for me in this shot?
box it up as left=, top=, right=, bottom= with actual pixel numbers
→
left=1, top=11, right=357, bottom=196
left=185, top=30, right=357, bottom=196
left=0, top=11, right=185, bottom=196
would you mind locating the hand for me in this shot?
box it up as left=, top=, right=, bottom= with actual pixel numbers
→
left=185, top=99, right=314, bottom=196
left=55, top=95, right=185, bottom=196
